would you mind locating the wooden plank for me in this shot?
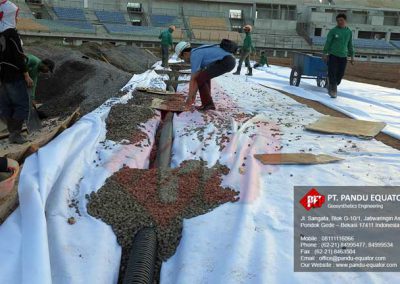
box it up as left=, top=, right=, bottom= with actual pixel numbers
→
left=0, top=108, right=80, bottom=163
left=305, top=116, right=386, bottom=139
left=254, top=153, right=343, bottom=165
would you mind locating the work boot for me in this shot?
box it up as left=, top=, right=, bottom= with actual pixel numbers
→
left=195, top=103, right=216, bottom=111
left=328, top=83, right=337, bottom=98
left=233, top=67, right=241, bottom=75
left=8, top=119, right=27, bottom=144
left=246, top=67, right=253, bottom=76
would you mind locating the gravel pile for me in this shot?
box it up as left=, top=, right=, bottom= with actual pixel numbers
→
left=87, top=160, right=239, bottom=282
left=25, top=44, right=133, bottom=117
left=79, top=42, right=158, bottom=74
left=106, top=100, right=155, bottom=146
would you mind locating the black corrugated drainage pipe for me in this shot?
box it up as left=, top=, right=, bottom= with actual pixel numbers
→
left=123, top=111, right=174, bottom=283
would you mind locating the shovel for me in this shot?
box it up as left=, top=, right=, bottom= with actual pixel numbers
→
left=26, top=91, right=42, bottom=133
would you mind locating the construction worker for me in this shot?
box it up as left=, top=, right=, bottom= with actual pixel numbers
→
left=159, top=25, right=175, bottom=68
left=323, top=13, right=355, bottom=98
left=254, top=50, right=270, bottom=68
left=0, top=0, right=33, bottom=144
left=175, top=41, right=236, bottom=111
left=233, top=25, right=255, bottom=76
left=26, top=54, right=55, bottom=104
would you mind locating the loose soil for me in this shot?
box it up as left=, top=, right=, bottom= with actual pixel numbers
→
left=87, top=160, right=239, bottom=283
left=106, top=100, right=155, bottom=146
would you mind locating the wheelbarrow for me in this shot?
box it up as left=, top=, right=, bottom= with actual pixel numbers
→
left=289, top=52, right=328, bottom=88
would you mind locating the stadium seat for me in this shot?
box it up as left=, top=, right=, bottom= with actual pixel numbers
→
left=103, top=24, right=162, bottom=37
left=391, top=41, right=400, bottom=49
left=36, top=19, right=95, bottom=34
left=189, top=17, right=228, bottom=30
left=95, top=11, right=126, bottom=24
left=311, top=36, right=395, bottom=50
left=192, top=29, right=241, bottom=42
left=53, top=7, right=86, bottom=21
left=17, top=18, right=50, bottom=32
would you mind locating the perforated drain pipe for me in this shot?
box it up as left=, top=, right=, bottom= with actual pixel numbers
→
left=122, top=111, right=174, bottom=284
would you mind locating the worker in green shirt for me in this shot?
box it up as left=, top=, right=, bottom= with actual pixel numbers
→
left=26, top=54, right=55, bottom=103
left=254, top=50, right=270, bottom=68
left=323, top=13, right=355, bottom=98
left=233, top=25, right=255, bottom=76
left=159, top=25, right=175, bottom=68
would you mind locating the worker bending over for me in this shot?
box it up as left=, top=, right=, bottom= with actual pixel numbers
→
left=159, top=25, right=175, bottom=68
left=323, top=13, right=355, bottom=98
left=0, top=0, right=33, bottom=144
left=26, top=54, right=55, bottom=104
left=233, top=25, right=255, bottom=76
left=175, top=41, right=236, bottom=111
left=254, top=51, right=270, bottom=68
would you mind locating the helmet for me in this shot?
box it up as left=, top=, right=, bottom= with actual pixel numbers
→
left=169, top=25, right=176, bottom=31
left=175, top=41, right=191, bottom=57
left=243, top=25, right=252, bottom=32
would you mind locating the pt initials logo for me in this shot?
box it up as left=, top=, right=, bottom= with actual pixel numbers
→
left=300, top=188, right=325, bottom=211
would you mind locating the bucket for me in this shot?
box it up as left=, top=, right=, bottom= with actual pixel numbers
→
left=0, top=160, right=20, bottom=200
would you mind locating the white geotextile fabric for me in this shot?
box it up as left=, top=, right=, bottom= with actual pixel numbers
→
left=0, top=71, right=163, bottom=284
left=160, top=73, right=400, bottom=283
left=248, top=65, right=400, bottom=139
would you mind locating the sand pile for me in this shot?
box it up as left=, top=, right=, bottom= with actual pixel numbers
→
left=87, top=160, right=239, bottom=282
left=25, top=45, right=132, bottom=117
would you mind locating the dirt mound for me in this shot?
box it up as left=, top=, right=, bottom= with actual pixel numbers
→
left=25, top=44, right=132, bottom=117
left=79, top=42, right=159, bottom=74
left=87, top=160, right=239, bottom=282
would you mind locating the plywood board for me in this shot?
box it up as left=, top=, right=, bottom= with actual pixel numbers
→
left=136, top=87, right=180, bottom=96
left=305, top=116, right=386, bottom=139
left=254, top=153, right=343, bottom=165
left=0, top=108, right=80, bottom=162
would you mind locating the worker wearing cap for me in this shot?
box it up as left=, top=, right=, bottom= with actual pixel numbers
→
left=233, top=25, right=255, bottom=76
left=175, top=41, right=236, bottom=111
left=26, top=54, right=55, bottom=103
left=323, top=13, right=355, bottom=98
left=159, top=25, right=175, bottom=68
left=0, top=0, right=34, bottom=144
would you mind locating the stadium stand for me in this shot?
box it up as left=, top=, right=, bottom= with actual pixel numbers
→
left=103, top=24, right=187, bottom=40
left=53, top=7, right=87, bottom=21
left=192, top=29, right=242, bottom=43
left=104, top=24, right=162, bottom=37
left=311, top=36, right=395, bottom=50
left=34, top=19, right=95, bottom=34
left=17, top=18, right=50, bottom=32
left=390, top=41, right=400, bottom=49
left=188, top=16, right=229, bottom=30
left=150, top=14, right=182, bottom=28
left=95, top=11, right=126, bottom=24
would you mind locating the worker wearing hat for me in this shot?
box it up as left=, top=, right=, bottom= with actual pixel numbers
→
left=233, top=25, right=255, bottom=76
left=175, top=41, right=236, bottom=111
left=159, top=25, right=176, bottom=68
left=0, top=0, right=34, bottom=144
